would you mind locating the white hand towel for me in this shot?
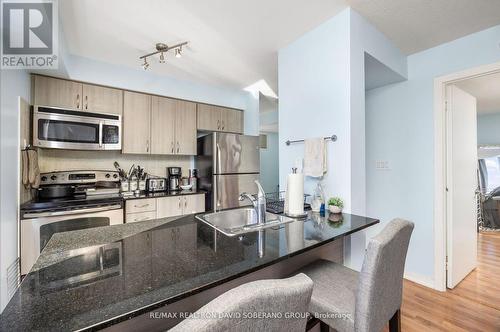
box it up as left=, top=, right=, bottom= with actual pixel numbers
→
left=303, top=138, right=327, bottom=177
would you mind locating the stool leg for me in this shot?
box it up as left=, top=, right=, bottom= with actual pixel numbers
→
left=389, top=309, right=401, bottom=332
left=319, top=321, right=330, bottom=332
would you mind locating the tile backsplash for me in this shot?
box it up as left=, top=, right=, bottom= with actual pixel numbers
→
left=38, top=149, right=192, bottom=178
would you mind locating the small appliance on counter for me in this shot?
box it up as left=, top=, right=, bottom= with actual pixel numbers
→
left=189, top=168, right=198, bottom=191
left=146, top=177, right=167, bottom=192
left=168, top=167, right=182, bottom=191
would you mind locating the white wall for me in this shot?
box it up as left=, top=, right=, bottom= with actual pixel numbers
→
left=366, top=24, right=500, bottom=284
left=477, top=113, right=500, bottom=145
left=0, top=69, right=30, bottom=312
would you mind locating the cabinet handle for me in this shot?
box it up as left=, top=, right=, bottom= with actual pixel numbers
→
left=221, top=120, right=225, bottom=130
left=171, top=142, right=174, bottom=154
left=178, top=198, right=181, bottom=209
left=85, top=95, right=88, bottom=110
left=134, top=203, right=149, bottom=208
left=134, top=216, right=150, bottom=222
left=146, top=140, right=149, bottom=153
left=76, top=94, right=80, bottom=108
left=217, top=120, right=220, bottom=130
left=176, top=141, right=180, bottom=153
left=184, top=197, right=187, bottom=208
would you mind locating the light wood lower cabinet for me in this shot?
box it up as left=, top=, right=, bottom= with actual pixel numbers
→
left=125, top=194, right=205, bottom=222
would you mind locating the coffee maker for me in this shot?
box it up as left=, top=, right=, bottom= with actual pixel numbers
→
left=167, top=167, right=181, bottom=191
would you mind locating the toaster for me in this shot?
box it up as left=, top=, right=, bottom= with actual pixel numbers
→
left=146, top=178, right=167, bottom=192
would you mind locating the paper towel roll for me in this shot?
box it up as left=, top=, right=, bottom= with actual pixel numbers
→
left=287, top=173, right=304, bottom=215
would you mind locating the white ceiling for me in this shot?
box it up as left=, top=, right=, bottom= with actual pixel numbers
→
left=456, top=72, right=500, bottom=114
left=348, top=0, right=500, bottom=55
left=60, top=0, right=500, bottom=94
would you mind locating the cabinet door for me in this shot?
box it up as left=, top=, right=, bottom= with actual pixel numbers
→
left=175, top=100, right=197, bottom=155
left=82, top=84, right=123, bottom=115
left=151, top=96, right=176, bottom=155
left=183, top=194, right=205, bottom=214
left=33, top=75, right=82, bottom=110
left=222, top=108, right=244, bottom=134
left=197, top=104, right=221, bottom=131
left=156, top=196, right=184, bottom=218
left=123, top=91, right=151, bottom=154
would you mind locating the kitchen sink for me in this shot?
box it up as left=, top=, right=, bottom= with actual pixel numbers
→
left=196, top=208, right=295, bottom=236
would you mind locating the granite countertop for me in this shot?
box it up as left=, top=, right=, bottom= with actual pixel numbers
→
left=122, top=189, right=206, bottom=200
left=0, top=211, right=378, bottom=331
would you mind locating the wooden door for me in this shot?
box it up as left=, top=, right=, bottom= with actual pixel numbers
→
left=223, top=108, right=244, bottom=133
left=197, top=104, right=221, bottom=131
left=156, top=197, right=184, bottom=218
left=446, top=85, right=478, bottom=289
left=183, top=194, right=205, bottom=214
left=151, top=96, right=176, bottom=155
left=82, top=84, right=123, bottom=115
left=175, top=100, right=197, bottom=155
left=33, top=75, right=82, bottom=110
left=122, top=91, right=151, bottom=154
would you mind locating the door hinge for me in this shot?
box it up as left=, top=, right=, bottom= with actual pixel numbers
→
left=445, top=255, right=448, bottom=270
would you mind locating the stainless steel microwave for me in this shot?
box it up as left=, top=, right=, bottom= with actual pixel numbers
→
left=33, top=106, right=121, bottom=150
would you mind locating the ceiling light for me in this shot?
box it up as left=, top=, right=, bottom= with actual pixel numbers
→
left=139, top=41, right=188, bottom=69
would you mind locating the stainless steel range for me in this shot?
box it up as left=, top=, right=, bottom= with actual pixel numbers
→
left=21, top=170, right=124, bottom=275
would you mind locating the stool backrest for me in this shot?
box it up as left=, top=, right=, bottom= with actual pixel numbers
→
left=355, top=219, right=414, bottom=332
left=170, top=273, right=314, bottom=332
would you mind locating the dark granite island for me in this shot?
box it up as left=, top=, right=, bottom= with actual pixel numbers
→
left=0, top=212, right=378, bottom=332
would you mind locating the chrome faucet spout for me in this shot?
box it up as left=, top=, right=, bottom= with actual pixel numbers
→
left=238, top=181, right=267, bottom=225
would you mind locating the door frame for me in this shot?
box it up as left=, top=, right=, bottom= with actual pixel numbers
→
left=433, top=61, right=500, bottom=291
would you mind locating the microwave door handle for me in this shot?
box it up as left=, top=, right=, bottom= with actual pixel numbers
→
left=99, top=121, right=103, bottom=148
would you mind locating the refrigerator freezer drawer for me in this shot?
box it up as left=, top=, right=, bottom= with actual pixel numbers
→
left=214, top=174, right=260, bottom=210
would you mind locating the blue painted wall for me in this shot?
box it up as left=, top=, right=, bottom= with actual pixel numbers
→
left=260, top=132, right=280, bottom=193
left=366, top=25, right=500, bottom=282
left=477, top=113, right=500, bottom=145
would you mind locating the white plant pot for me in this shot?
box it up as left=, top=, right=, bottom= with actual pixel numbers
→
left=328, top=205, right=342, bottom=214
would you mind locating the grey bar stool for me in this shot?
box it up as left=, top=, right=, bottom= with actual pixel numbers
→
left=170, top=273, right=314, bottom=332
left=300, top=218, right=414, bottom=332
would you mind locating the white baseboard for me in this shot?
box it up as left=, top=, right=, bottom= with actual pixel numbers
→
left=403, top=272, right=436, bottom=289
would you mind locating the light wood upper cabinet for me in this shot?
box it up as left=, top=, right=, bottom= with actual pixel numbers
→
left=82, top=84, right=123, bottom=115
left=197, top=104, right=221, bottom=131
left=33, top=75, right=82, bottom=110
left=123, top=91, right=151, bottom=154
left=197, top=104, right=243, bottom=134
left=175, top=100, right=197, bottom=155
left=222, top=108, right=243, bottom=133
left=151, top=96, right=176, bottom=155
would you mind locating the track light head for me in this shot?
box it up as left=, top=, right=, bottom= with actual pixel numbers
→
left=159, top=52, right=165, bottom=63
left=142, top=58, right=149, bottom=70
left=175, top=47, right=182, bottom=58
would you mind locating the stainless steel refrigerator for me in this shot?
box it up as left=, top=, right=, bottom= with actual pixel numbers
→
left=195, top=133, right=260, bottom=211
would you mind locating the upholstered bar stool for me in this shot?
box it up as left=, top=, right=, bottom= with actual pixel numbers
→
left=170, top=273, right=314, bottom=332
left=300, top=218, right=414, bottom=332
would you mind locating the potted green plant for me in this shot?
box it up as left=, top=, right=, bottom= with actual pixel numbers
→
left=328, top=197, right=343, bottom=214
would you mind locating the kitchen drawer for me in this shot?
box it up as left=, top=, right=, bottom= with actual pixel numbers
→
left=126, top=211, right=157, bottom=223
left=126, top=198, right=156, bottom=214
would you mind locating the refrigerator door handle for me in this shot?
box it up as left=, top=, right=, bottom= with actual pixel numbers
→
left=216, top=143, right=222, bottom=175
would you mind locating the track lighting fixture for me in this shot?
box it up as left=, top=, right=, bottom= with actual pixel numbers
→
left=139, top=41, right=187, bottom=70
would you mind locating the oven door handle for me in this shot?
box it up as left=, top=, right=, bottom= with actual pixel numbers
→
left=23, top=204, right=122, bottom=218
left=99, top=121, right=103, bottom=148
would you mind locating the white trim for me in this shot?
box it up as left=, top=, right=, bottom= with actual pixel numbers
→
left=433, top=61, right=500, bottom=292
left=404, top=272, right=435, bottom=289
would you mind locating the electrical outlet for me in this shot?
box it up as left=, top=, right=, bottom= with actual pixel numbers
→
left=375, top=161, right=390, bottom=170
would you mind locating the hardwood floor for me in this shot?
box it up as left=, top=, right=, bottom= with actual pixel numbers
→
left=396, top=232, right=500, bottom=331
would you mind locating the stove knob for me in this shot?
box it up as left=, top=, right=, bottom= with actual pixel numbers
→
left=50, top=175, right=57, bottom=181
left=105, top=173, right=111, bottom=178
left=113, top=174, right=118, bottom=178
left=41, top=176, right=47, bottom=181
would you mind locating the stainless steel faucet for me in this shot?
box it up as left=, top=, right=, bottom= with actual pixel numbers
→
left=239, top=180, right=267, bottom=225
